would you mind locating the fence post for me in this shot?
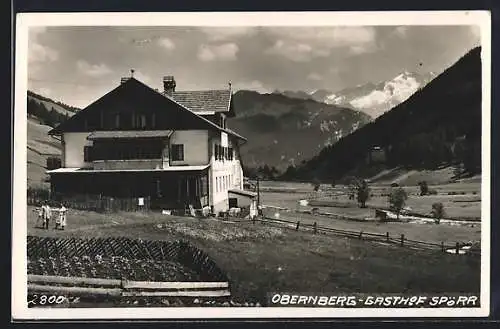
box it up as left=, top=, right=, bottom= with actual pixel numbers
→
left=400, top=234, right=405, bottom=247
left=296, top=221, right=300, bottom=231
left=386, top=232, right=389, bottom=242
left=456, top=242, right=460, bottom=255
left=441, top=241, right=445, bottom=252
left=313, top=222, right=318, bottom=234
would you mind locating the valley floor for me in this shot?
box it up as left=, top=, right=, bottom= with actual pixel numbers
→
left=25, top=203, right=480, bottom=305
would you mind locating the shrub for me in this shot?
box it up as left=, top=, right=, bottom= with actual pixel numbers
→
left=388, top=188, right=408, bottom=220
left=428, top=189, right=438, bottom=195
left=310, top=179, right=321, bottom=192
left=357, top=180, right=370, bottom=208
left=431, top=202, right=445, bottom=224
left=418, top=181, right=429, bottom=196
left=27, top=187, right=50, bottom=205
left=390, top=183, right=399, bottom=187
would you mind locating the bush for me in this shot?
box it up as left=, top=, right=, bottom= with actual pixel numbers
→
left=388, top=188, right=408, bottom=220
left=428, top=189, right=438, bottom=195
left=27, top=187, right=50, bottom=205
left=431, top=202, right=445, bottom=224
left=418, top=181, right=429, bottom=196
left=390, top=183, right=399, bottom=187
left=311, top=178, right=321, bottom=192
left=357, top=180, right=370, bottom=208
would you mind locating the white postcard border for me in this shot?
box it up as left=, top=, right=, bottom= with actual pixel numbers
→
left=12, top=10, right=492, bottom=320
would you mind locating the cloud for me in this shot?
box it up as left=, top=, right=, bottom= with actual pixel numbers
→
left=76, top=60, right=112, bottom=77
left=264, top=26, right=377, bottom=60
left=157, top=37, right=176, bottom=51
left=265, top=40, right=329, bottom=62
left=232, top=80, right=268, bottom=93
left=35, top=87, right=52, bottom=97
left=28, top=27, right=59, bottom=63
left=307, top=72, right=323, bottom=81
left=199, top=27, right=257, bottom=41
left=29, top=43, right=59, bottom=63
left=197, top=43, right=239, bottom=61
left=469, top=25, right=481, bottom=40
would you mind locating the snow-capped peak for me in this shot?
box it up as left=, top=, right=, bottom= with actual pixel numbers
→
left=321, top=70, right=436, bottom=118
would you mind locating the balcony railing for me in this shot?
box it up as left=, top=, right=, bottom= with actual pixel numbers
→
left=93, top=159, right=165, bottom=171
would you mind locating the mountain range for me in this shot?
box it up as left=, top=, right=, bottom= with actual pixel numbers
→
left=293, top=46, right=482, bottom=182
left=275, top=71, right=437, bottom=119
left=229, top=91, right=371, bottom=171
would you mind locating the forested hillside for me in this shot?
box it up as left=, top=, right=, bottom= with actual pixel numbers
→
left=292, top=46, right=482, bottom=182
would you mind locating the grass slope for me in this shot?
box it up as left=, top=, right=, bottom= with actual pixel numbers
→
left=27, top=207, right=480, bottom=304
left=27, top=118, right=62, bottom=188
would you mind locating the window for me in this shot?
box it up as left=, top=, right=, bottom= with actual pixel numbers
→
left=171, top=144, right=184, bottom=161
left=200, top=175, right=208, bottom=196
left=114, top=113, right=120, bottom=129
left=214, top=144, right=219, bottom=160
left=151, top=113, right=156, bottom=128
left=228, top=147, right=233, bottom=160
left=132, top=112, right=147, bottom=129
left=83, top=146, right=93, bottom=162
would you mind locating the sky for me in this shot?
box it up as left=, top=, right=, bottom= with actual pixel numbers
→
left=27, top=25, right=480, bottom=108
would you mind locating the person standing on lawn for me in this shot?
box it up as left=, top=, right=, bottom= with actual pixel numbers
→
left=58, top=203, right=67, bottom=230
left=42, top=201, right=51, bottom=230
left=35, top=204, right=44, bottom=228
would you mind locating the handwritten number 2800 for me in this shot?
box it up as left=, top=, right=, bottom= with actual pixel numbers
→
left=28, top=295, right=73, bottom=306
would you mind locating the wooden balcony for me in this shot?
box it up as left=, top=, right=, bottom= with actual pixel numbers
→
left=93, top=159, right=165, bottom=171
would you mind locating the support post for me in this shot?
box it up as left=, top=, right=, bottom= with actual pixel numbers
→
left=386, top=232, right=389, bottom=242
left=296, top=221, right=300, bottom=231
left=313, top=222, right=318, bottom=234
left=456, top=242, right=460, bottom=254
left=400, top=234, right=405, bottom=247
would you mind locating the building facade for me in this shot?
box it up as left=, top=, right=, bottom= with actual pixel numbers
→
left=47, top=76, right=247, bottom=214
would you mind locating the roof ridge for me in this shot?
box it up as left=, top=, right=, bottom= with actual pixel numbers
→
left=172, top=89, right=231, bottom=93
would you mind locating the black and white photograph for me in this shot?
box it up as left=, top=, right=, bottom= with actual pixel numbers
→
left=12, top=11, right=491, bottom=319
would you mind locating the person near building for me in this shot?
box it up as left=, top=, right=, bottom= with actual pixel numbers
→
left=58, top=203, right=67, bottom=230
left=42, top=201, right=51, bottom=230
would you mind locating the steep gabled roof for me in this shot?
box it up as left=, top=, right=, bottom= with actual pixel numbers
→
left=49, top=78, right=245, bottom=141
left=167, top=89, right=235, bottom=117
left=170, top=89, right=231, bottom=113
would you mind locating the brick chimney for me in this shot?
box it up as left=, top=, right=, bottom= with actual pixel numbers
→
left=163, top=76, right=176, bottom=96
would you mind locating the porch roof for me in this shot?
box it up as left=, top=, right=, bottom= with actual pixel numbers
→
left=228, top=189, right=257, bottom=198
left=87, top=130, right=174, bottom=140
left=47, top=164, right=210, bottom=174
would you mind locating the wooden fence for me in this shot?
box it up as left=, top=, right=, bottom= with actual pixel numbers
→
left=27, top=236, right=228, bottom=282
left=27, top=191, right=151, bottom=213
left=250, top=216, right=480, bottom=256
left=28, top=274, right=230, bottom=299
